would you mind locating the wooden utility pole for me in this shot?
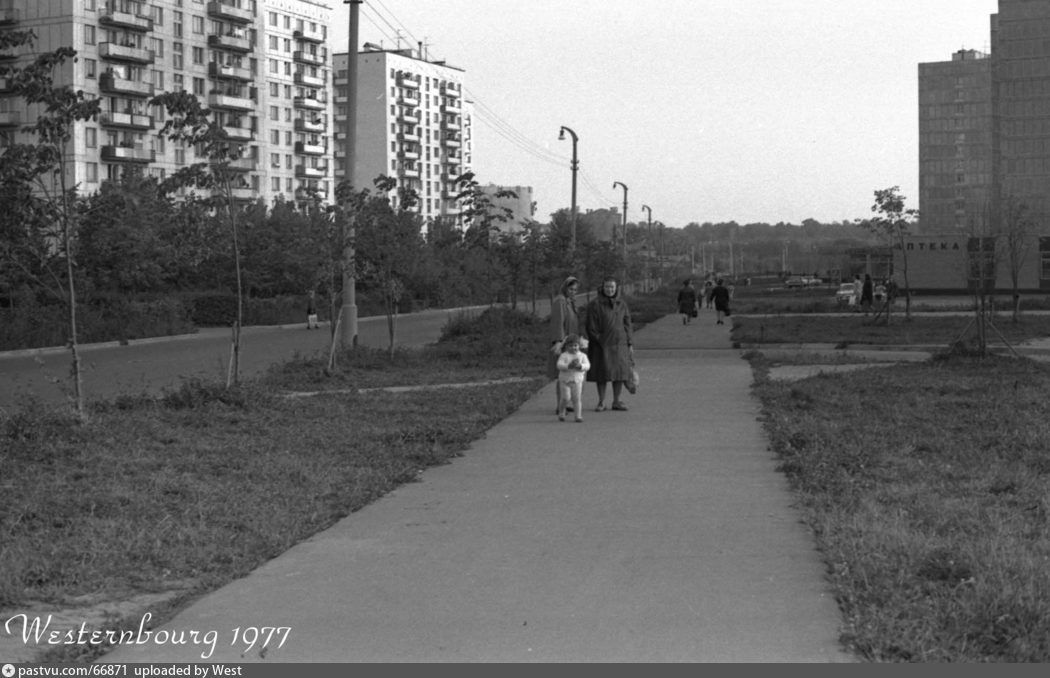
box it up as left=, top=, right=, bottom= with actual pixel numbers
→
left=341, top=0, right=361, bottom=349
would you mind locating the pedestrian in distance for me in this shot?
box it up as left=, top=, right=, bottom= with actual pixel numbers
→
left=861, top=273, right=874, bottom=316
left=711, top=278, right=731, bottom=325
left=548, top=275, right=581, bottom=415
left=555, top=334, right=590, bottom=423
left=677, top=279, right=698, bottom=325
left=703, top=280, right=715, bottom=308
left=585, top=276, right=634, bottom=412
left=852, top=274, right=863, bottom=312
left=306, top=291, right=320, bottom=329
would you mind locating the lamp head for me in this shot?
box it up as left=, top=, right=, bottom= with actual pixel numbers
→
left=558, top=129, right=565, bottom=141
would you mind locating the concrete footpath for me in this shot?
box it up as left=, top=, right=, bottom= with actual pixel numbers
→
left=98, top=312, right=854, bottom=663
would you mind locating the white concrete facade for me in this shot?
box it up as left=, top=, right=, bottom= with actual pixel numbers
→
left=0, top=0, right=333, bottom=204
left=332, top=46, right=474, bottom=224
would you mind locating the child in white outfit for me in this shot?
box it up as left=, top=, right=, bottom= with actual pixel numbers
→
left=556, top=334, right=590, bottom=422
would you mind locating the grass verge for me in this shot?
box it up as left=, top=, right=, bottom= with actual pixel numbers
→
left=733, top=314, right=1050, bottom=346
left=750, top=353, right=1050, bottom=661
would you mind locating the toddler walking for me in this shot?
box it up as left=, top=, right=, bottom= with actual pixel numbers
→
left=556, top=334, right=590, bottom=422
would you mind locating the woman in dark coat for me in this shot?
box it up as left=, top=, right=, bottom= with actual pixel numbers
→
left=676, top=279, right=698, bottom=325
left=548, top=275, right=581, bottom=413
left=585, top=276, right=634, bottom=411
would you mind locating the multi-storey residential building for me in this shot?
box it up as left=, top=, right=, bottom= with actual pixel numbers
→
left=332, top=44, right=473, bottom=224
left=0, top=0, right=333, bottom=204
left=918, top=48, right=994, bottom=233
left=909, top=0, right=1050, bottom=291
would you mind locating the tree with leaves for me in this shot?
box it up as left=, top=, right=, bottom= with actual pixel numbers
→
left=150, top=90, right=252, bottom=385
left=863, top=186, right=918, bottom=321
left=0, top=30, right=101, bottom=417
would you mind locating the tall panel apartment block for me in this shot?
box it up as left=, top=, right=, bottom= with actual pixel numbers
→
left=0, top=0, right=333, bottom=205
left=918, top=48, right=993, bottom=233
left=332, top=45, right=473, bottom=224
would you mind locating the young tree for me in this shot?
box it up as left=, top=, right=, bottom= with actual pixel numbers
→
left=0, top=31, right=101, bottom=417
left=864, top=186, right=918, bottom=320
left=150, top=91, right=251, bottom=386
left=998, top=196, right=1036, bottom=323
left=352, top=175, right=425, bottom=357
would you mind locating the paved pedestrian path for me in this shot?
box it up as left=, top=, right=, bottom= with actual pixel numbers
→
left=97, top=311, right=854, bottom=663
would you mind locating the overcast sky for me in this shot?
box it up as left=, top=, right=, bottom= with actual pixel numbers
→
left=331, top=1, right=999, bottom=228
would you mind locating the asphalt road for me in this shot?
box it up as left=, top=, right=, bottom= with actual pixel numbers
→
left=0, top=301, right=552, bottom=410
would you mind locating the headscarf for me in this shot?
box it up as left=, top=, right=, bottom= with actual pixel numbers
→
left=560, top=276, right=579, bottom=297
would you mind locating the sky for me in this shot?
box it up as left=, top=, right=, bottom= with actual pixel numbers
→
left=330, top=1, right=1000, bottom=228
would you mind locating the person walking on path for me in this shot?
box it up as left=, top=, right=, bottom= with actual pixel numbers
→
left=711, top=278, right=731, bottom=325
left=306, top=291, right=320, bottom=329
left=548, top=275, right=581, bottom=414
left=860, top=273, right=874, bottom=316
left=851, top=274, right=863, bottom=312
left=585, top=276, right=634, bottom=412
left=676, top=279, right=698, bottom=325
left=703, top=280, right=715, bottom=308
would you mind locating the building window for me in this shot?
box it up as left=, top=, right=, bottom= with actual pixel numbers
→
left=192, top=77, right=204, bottom=95
left=269, top=82, right=278, bottom=96
left=150, top=6, right=163, bottom=26
left=173, top=73, right=184, bottom=91
left=173, top=43, right=183, bottom=70
left=283, top=38, right=291, bottom=53
left=85, top=128, right=97, bottom=149
left=85, top=25, right=96, bottom=45
left=86, top=163, right=98, bottom=183
left=284, top=84, right=291, bottom=99
left=272, top=177, right=280, bottom=191
left=192, top=46, right=203, bottom=64
left=173, top=11, right=182, bottom=37
left=284, top=62, right=291, bottom=76
left=153, top=70, right=164, bottom=89
left=269, top=106, right=278, bottom=121
left=270, top=59, right=278, bottom=74
left=270, top=152, right=280, bottom=167
left=269, top=11, right=277, bottom=26
left=271, top=130, right=279, bottom=144
left=85, top=58, right=96, bottom=79
left=269, top=35, right=278, bottom=50
left=284, top=15, right=290, bottom=29
left=285, top=131, right=292, bottom=146
left=192, top=15, right=204, bottom=34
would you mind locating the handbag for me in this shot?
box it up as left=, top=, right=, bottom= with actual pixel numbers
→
left=625, top=357, right=639, bottom=394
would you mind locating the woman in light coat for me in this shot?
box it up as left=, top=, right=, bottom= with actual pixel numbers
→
left=585, top=276, right=634, bottom=411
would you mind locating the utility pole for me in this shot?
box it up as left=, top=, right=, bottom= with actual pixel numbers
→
left=558, top=126, right=579, bottom=255
left=341, top=0, right=361, bottom=349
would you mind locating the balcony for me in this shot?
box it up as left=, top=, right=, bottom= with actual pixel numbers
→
left=399, top=92, right=420, bottom=106
left=442, top=85, right=461, bottom=99
left=208, top=92, right=255, bottom=111
left=295, top=118, right=325, bottom=133
left=397, top=166, right=420, bottom=179
left=294, top=50, right=324, bottom=66
left=295, top=186, right=327, bottom=201
left=0, top=111, right=21, bottom=126
left=99, top=9, right=153, bottom=32
left=99, top=111, right=153, bottom=130
left=207, top=1, right=254, bottom=24
left=401, top=111, right=419, bottom=124
left=214, top=156, right=258, bottom=173
left=101, top=145, right=155, bottom=163
left=208, top=33, right=251, bottom=53
left=221, top=124, right=254, bottom=141
left=99, top=42, right=155, bottom=65
left=442, top=136, right=461, bottom=148
left=294, top=72, right=325, bottom=88
left=0, top=7, right=19, bottom=25
left=293, top=27, right=323, bottom=43
left=295, top=164, right=327, bottom=179
left=295, top=140, right=325, bottom=155
left=445, top=155, right=462, bottom=166
left=397, top=73, right=420, bottom=89
left=100, top=71, right=155, bottom=97
left=208, top=62, right=252, bottom=81
left=293, top=95, right=326, bottom=111
left=398, top=147, right=419, bottom=160
left=398, top=131, right=419, bottom=143
left=442, top=118, right=461, bottom=131
left=441, top=103, right=460, bottom=114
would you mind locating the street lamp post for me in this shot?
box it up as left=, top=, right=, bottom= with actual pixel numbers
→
left=641, top=204, right=652, bottom=290
left=558, top=126, right=578, bottom=254
left=340, top=0, right=362, bottom=349
left=613, top=181, right=628, bottom=280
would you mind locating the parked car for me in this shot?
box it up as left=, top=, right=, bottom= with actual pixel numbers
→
left=835, top=282, right=856, bottom=306
left=785, top=276, right=806, bottom=288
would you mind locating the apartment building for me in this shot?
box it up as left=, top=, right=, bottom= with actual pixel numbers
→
left=910, top=0, right=1050, bottom=291
left=332, top=44, right=474, bottom=224
left=0, top=0, right=333, bottom=204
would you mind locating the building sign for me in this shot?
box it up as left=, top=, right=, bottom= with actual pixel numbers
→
left=904, top=241, right=962, bottom=251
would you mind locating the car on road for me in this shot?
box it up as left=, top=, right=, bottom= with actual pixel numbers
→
left=785, top=276, right=806, bottom=288
left=835, top=282, right=856, bottom=306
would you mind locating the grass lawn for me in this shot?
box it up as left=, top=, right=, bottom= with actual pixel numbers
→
left=749, top=351, right=1050, bottom=662
left=733, top=314, right=1050, bottom=347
